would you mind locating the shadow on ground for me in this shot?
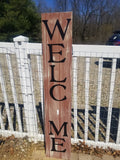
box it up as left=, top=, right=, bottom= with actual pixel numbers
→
left=71, top=106, right=120, bottom=142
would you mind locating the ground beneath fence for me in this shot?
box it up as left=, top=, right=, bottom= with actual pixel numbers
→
left=0, top=135, right=120, bottom=160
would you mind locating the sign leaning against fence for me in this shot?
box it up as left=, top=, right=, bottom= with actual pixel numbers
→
left=41, top=12, right=72, bottom=159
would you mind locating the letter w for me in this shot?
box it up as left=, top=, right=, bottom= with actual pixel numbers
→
left=49, top=121, right=68, bottom=136
left=42, top=19, right=71, bottom=40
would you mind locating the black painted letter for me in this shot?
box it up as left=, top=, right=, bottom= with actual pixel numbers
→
left=48, top=44, right=66, bottom=63
left=42, top=19, right=71, bottom=40
left=49, top=121, right=68, bottom=136
left=50, top=65, right=66, bottom=82
left=50, top=84, right=67, bottom=101
left=51, top=138, right=66, bottom=152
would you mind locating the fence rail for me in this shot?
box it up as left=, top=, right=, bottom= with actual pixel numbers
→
left=0, top=35, right=120, bottom=150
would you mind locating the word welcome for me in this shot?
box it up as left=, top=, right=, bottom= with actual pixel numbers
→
left=42, top=12, right=72, bottom=159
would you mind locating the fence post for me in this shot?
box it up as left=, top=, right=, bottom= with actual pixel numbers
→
left=13, top=35, right=38, bottom=136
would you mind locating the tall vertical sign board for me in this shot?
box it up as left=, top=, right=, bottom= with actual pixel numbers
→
left=42, top=12, right=72, bottom=159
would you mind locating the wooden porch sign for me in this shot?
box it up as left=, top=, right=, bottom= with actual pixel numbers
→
left=42, top=12, right=72, bottom=159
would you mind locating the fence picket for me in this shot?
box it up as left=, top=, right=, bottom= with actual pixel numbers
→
left=95, top=58, right=103, bottom=141
left=27, top=54, right=38, bottom=135
left=106, top=58, right=117, bottom=143
left=85, top=57, right=90, bottom=141
left=37, top=56, right=44, bottom=120
left=73, top=57, right=78, bottom=140
left=15, top=45, right=29, bottom=132
left=0, top=63, right=13, bottom=131
left=6, top=54, right=22, bottom=132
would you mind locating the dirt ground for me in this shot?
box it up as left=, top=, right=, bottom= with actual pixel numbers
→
left=0, top=135, right=120, bottom=160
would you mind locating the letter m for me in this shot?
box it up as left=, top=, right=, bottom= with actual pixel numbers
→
left=42, top=19, right=71, bottom=40
left=49, top=121, right=68, bottom=137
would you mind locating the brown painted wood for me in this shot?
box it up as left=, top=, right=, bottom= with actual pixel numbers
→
left=42, top=12, right=72, bottom=159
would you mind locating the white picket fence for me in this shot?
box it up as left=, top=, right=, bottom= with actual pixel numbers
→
left=0, top=35, right=120, bottom=150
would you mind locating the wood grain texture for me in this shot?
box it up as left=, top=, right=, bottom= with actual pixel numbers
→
left=42, top=12, right=72, bottom=159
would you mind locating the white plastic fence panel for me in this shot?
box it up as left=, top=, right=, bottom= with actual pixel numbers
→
left=95, top=58, right=103, bottom=141
left=0, top=39, right=120, bottom=149
left=85, top=57, right=90, bottom=141
left=73, top=57, right=78, bottom=141
left=106, top=58, right=117, bottom=143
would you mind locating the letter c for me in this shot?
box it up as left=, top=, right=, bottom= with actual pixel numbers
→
left=50, top=84, right=67, bottom=101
